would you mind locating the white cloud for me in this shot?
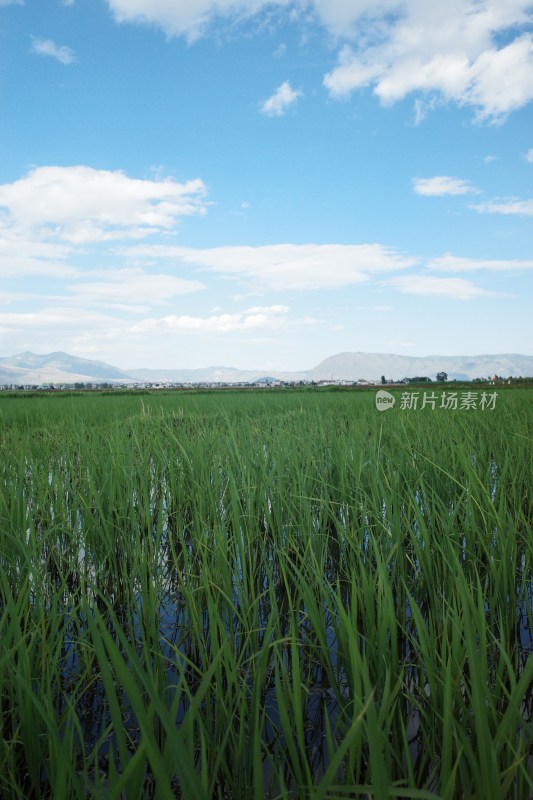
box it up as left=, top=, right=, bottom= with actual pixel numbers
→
left=525, top=148, right=533, bottom=163
left=471, top=197, right=533, bottom=215
left=323, top=46, right=386, bottom=95
left=0, top=290, right=35, bottom=306
left=413, top=96, right=442, bottom=125
left=0, top=1, right=23, bottom=6
left=0, top=166, right=210, bottom=314
left=386, top=275, right=492, bottom=300
left=121, top=242, right=417, bottom=291
left=106, top=0, right=293, bottom=41
left=68, top=270, right=204, bottom=309
left=131, top=305, right=292, bottom=333
left=464, top=35, right=533, bottom=122
left=0, top=308, right=123, bottom=339
left=0, top=221, right=75, bottom=278
left=105, top=1, right=533, bottom=121
left=429, top=254, right=533, bottom=271
left=30, top=36, right=76, bottom=65
left=0, top=166, right=207, bottom=243
left=412, top=176, right=478, bottom=196
left=261, top=81, right=302, bottom=116
left=322, top=3, right=533, bottom=121
left=105, top=0, right=398, bottom=41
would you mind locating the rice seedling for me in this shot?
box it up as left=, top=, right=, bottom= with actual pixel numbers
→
left=0, top=387, right=531, bottom=798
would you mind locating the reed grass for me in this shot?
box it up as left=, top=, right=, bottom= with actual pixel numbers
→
left=0, top=388, right=531, bottom=798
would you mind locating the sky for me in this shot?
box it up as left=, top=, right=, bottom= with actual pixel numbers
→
left=1, top=0, right=533, bottom=371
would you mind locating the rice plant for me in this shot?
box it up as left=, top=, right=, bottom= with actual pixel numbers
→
left=0, top=388, right=531, bottom=798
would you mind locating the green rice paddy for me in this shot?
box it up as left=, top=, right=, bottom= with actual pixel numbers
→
left=0, top=388, right=531, bottom=798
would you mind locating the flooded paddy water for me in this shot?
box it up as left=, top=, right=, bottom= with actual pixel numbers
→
left=0, top=388, right=531, bottom=798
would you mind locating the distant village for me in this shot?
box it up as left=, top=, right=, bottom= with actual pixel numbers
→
left=0, top=373, right=524, bottom=392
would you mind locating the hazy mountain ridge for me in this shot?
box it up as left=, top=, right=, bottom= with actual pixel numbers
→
left=309, top=352, right=533, bottom=382
left=126, top=366, right=308, bottom=383
left=0, top=351, right=132, bottom=385
left=1, top=350, right=532, bottom=386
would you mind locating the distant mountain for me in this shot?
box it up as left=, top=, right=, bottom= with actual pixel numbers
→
left=1, top=350, right=532, bottom=386
left=127, top=366, right=307, bottom=383
left=0, top=351, right=132, bottom=385
left=130, top=352, right=533, bottom=383
left=306, top=352, right=533, bottom=382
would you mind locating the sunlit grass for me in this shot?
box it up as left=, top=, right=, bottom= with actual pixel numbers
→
left=0, top=388, right=531, bottom=798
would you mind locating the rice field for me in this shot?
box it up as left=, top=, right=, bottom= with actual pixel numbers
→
left=0, top=387, right=531, bottom=799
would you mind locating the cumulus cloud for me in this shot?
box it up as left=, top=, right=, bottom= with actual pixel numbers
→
left=0, top=166, right=207, bottom=243
left=30, top=36, right=76, bottom=65
left=462, top=35, right=533, bottom=121
left=131, top=305, right=292, bottom=333
left=412, top=176, right=479, bottom=196
left=428, top=254, right=533, bottom=271
left=104, top=1, right=533, bottom=121
left=260, top=81, right=302, bottom=116
left=121, top=242, right=417, bottom=291
left=525, top=148, right=533, bottom=163
left=386, top=275, right=492, bottom=300
left=322, top=3, right=533, bottom=121
left=470, top=197, right=533, bottom=215
left=0, top=164, right=210, bottom=324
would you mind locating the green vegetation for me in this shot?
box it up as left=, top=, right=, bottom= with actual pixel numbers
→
left=0, top=389, right=531, bottom=799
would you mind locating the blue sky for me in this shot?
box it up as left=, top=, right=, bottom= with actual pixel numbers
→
left=1, top=0, right=532, bottom=370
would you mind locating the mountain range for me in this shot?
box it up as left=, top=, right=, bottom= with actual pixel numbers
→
left=1, top=350, right=532, bottom=386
